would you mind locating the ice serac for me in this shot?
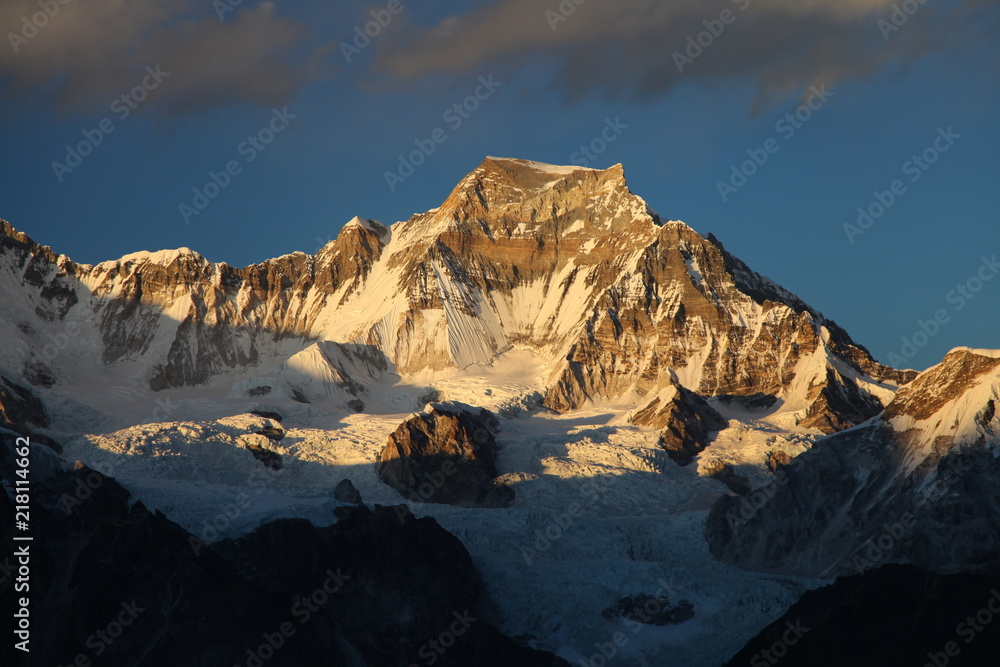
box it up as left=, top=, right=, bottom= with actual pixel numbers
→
left=705, top=347, right=1000, bottom=577
left=0, top=158, right=913, bottom=433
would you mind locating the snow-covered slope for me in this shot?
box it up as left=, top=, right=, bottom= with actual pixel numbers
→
left=707, top=347, right=1000, bottom=578
left=885, top=347, right=1000, bottom=471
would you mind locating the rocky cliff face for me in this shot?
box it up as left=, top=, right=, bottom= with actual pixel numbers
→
left=379, top=402, right=514, bottom=508
left=706, top=348, right=1000, bottom=578
left=0, top=157, right=913, bottom=433
left=0, top=373, right=60, bottom=451
left=630, top=381, right=728, bottom=465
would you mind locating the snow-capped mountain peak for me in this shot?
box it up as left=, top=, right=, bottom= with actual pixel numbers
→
left=886, top=347, right=1000, bottom=469
left=1, top=158, right=911, bottom=432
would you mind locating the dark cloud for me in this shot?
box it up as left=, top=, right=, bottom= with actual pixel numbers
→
left=371, top=0, right=1000, bottom=108
left=0, top=1, right=322, bottom=116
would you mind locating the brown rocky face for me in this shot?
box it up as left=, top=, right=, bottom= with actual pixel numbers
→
left=537, top=217, right=900, bottom=434
left=379, top=404, right=514, bottom=508
left=881, top=348, right=1000, bottom=461
left=886, top=349, right=1000, bottom=422
left=799, top=366, right=886, bottom=433
left=630, top=383, right=728, bottom=466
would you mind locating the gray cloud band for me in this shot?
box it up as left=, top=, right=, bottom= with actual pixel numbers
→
left=370, top=0, right=998, bottom=108
left=0, top=0, right=320, bottom=115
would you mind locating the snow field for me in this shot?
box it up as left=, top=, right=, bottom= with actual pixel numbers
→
left=56, top=371, right=825, bottom=666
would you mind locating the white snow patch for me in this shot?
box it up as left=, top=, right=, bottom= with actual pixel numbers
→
left=947, top=347, right=1000, bottom=359
left=114, top=248, right=205, bottom=266
left=685, top=256, right=704, bottom=286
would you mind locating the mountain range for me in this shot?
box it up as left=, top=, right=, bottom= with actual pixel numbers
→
left=2, top=157, right=997, bottom=666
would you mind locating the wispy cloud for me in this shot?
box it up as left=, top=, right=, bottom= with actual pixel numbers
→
left=0, top=1, right=323, bottom=116
left=371, top=0, right=999, bottom=108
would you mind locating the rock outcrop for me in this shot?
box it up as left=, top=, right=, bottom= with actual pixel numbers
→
left=334, top=478, right=362, bottom=504
left=0, top=373, right=60, bottom=451
left=630, top=382, right=728, bottom=465
left=601, top=595, right=696, bottom=627
left=379, top=403, right=514, bottom=508
left=700, top=460, right=752, bottom=495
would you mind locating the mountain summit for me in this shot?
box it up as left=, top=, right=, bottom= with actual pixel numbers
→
left=1, top=159, right=910, bottom=434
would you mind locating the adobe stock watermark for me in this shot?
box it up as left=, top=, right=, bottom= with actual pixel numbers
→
left=312, top=237, right=331, bottom=254
left=213, top=0, right=248, bottom=21
left=673, top=0, right=751, bottom=73
left=56, top=469, right=106, bottom=515
left=923, top=589, right=1000, bottom=667
left=8, top=0, right=71, bottom=54
left=844, top=126, right=960, bottom=244
left=520, top=475, right=615, bottom=566
left=884, top=254, right=998, bottom=368
left=724, top=468, right=790, bottom=531
left=570, top=117, right=628, bottom=168
left=54, top=599, right=145, bottom=667
left=189, top=466, right=274, bottom=555
left=236, top=568, right=351, bottom=667
left=749, top=620, right=810, bottom=667
left=179, top=107, right=296, bottom=224
left=917, top=456, right=976, bottom=506
left=408, top=610, right=477, bottom=667
left=51, top=65, right=169, bottom=182
left=577, top=628, right=633, bottom=667
left=850, top=512, right=917, bottom=573
left=853, top=457, right=977, bottom=573
left=36, top=319, right=81, bottom=360
left=546, top=0, right=587, bottom=31
left=878, top=0, right=930, bottom=41
left=383, top=75, right=502, bottom=192
left=340, top=0, right=411, bottom=62
left=11, top=436, right=31, bottom=654
left=716, top=84, right=834, bottom=202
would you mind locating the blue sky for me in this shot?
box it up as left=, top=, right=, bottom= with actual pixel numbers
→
left=1, top=0, right=998, bottom=370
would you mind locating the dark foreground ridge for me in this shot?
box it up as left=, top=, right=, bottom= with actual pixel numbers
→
left=0, top=438, right=567, bottom=667
left=726, top=565, right=1000, bottom=667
